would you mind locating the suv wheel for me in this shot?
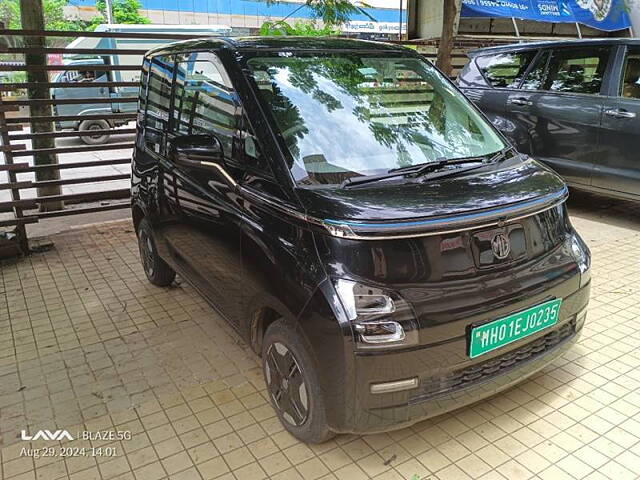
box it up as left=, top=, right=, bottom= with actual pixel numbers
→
left=79, top=119, right=111, bottom=145
left=137, top=218, right=175, bottom=286
left=262, top=320, right=334, bottom=443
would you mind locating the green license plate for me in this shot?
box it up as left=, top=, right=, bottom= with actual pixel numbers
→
left=468, top=298, right=562, bottom=359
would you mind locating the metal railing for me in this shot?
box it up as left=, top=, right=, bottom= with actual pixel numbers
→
left=0, top=28, right=219, bottom=254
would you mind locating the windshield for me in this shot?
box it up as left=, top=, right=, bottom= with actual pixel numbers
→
left=246, top=52, right=505, bottom=186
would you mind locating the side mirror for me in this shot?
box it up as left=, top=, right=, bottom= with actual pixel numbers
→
left=169, top=135, right=224, bottom=168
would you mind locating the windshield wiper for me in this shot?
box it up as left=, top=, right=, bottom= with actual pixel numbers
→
left=341, top=158, right=477, bottom=189
left=340, top=147, right=516, bottom=189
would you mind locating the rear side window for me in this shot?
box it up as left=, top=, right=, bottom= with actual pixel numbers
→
left=520, top=50, right=551, bottom=90
left=145, top=55, right=174, bottom=153
left=65, top=70, right=105, bottom=83
left=475, top=51, right=536, bottom=88
left=620, top=47, right=640, bottom=99
left=138, top=57, right=150, bottom=116
left=545, top=47, right=610, bottom=94
left=172, top=52, right=239, bottom=158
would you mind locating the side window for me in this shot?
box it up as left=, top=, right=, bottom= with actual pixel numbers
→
left=620, top=48, right=640, bottom=99
left=475, top=51, right=536, bottom=88
left=544, top=47, right=610, bottom=94
left=145, top=55, right=174, bottom=154
left=520, top=50, right=551, bottom=90
left=239, top=118, right=262, bottom=166
left=172, top=52, right=239, bottom=158
left=138, top=57, right=150, bottom=118
left=66, top=69, right=106, bottom=83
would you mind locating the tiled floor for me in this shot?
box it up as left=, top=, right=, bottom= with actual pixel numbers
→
left=0, top=192, right=639, bottom=480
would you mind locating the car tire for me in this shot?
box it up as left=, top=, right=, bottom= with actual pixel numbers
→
left=78, top=119, right=111, bottom=145
left=137, top=218, right=176, bottom=287
left=262, top=320, right=335, bottom=444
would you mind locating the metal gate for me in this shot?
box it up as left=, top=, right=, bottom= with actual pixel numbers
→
left=0, top=28, right=215, bottom=254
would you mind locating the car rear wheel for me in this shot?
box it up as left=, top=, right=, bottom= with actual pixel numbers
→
left=78, top=119, right=111, bottom=145
left=137, top=218, right=175, bottom=286
left=262, top=320, right=334, bottom=444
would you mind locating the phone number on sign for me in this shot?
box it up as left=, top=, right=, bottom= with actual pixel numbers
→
left=20, top=447, right=117, bottom=459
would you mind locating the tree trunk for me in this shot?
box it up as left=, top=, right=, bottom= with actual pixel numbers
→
left=20, top=0, right=63, bottom=212
left=435, top=0, right=457, bottom=78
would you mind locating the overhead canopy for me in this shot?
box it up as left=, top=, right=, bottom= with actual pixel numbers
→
left=460, top=0, right=631, bottom=32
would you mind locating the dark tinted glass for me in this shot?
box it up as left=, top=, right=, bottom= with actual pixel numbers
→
left=520, top=51, right=551, bottom=90
left=173, top=53, right=239, bottom=157
left=138, top=57, right=150, bottom=115
left=145, top=55, right=174, bottom=153
left=476, top=51, right=536, bottom=88
left=545, top=47, right=610, bottom=94
left=621, top=47, right=640, bottom=99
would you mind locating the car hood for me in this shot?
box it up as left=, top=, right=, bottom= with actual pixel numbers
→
left=295, top=156, right=567, bottom=224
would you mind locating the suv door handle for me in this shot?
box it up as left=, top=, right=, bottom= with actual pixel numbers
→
left=511, top=98, right=533, bottom=106
left=605, top=109, right=636, bottom=119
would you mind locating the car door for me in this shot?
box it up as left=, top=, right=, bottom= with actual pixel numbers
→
left=595, top=45, right=640, bottom=196
left=459, top=49, right=537, bottom=144
left=506, top=46, right=613, bottom=187
left=159, top=51, right=246, bottom=329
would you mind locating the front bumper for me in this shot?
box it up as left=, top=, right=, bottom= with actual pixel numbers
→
left=337, top=282, right=589, bottom=434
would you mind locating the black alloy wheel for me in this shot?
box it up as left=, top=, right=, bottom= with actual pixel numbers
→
left=265, top=342, right=309, bottom=426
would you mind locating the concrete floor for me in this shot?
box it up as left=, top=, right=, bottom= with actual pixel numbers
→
left=0, top=191, right=639, bottom=480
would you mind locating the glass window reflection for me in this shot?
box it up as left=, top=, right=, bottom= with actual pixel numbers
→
left=246, top=54, right=505, bottom=186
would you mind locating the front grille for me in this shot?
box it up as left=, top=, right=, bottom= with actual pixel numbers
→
left=410, top=319, right=576, bottom=404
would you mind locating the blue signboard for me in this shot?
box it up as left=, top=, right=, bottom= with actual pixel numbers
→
left=461, top=0, right=631, bottom=32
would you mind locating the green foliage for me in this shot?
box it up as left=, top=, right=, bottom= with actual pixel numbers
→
left=87, top=0, right=150, bottom=30
left=266, top=0, right=369, bottom=27
left=0, top=0, right=87, bottom=30
left=0, top=0, right=20, bottom=29
left=259, top=20, right=339, bottom=36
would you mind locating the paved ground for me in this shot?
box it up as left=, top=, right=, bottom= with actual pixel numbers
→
left=0, top=191, right=639, bottom=480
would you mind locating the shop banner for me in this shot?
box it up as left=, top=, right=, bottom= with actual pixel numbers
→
left=461, top=0, right=631, bottom=32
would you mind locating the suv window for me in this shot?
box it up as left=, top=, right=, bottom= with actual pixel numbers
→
left=545, top=47, right=610, bottom=94
left=138, top=57, right=150, bottom=117
left=62, top=69, right=105, bottom=83
left=520, top=50, right=551, bottom=90
left=172, top=52, right=239, bottom=158
left=621, top=47, right=640, bottom=99
left=475, top=51, right=536, bottom=88
left=145, top=55, right=174, bottom=154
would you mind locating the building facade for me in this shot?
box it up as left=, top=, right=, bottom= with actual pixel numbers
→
left=64, top=0, right=407, bottom=37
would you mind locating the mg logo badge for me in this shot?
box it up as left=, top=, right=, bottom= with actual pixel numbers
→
left=491, top=233, right=511, bottom=260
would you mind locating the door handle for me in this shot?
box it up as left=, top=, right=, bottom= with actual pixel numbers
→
left=511, top=98, right=533, bottom=106
left=605, top=109, right=636, bottom=119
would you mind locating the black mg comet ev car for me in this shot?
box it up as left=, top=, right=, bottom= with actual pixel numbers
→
left=131, top=37, right=591, bottom=443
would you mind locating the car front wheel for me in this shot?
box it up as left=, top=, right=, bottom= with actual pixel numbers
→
left=262, top=320, right=334, bottom=444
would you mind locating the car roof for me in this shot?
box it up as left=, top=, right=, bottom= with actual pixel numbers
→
left=146, top=36, right=411, bottom=57
left=468, top=37, right=640, bottom=56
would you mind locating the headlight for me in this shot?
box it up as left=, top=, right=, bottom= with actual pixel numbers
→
left=334, top=279, right=418, bottom=349
left=570, top=234, right=591, bottom=288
